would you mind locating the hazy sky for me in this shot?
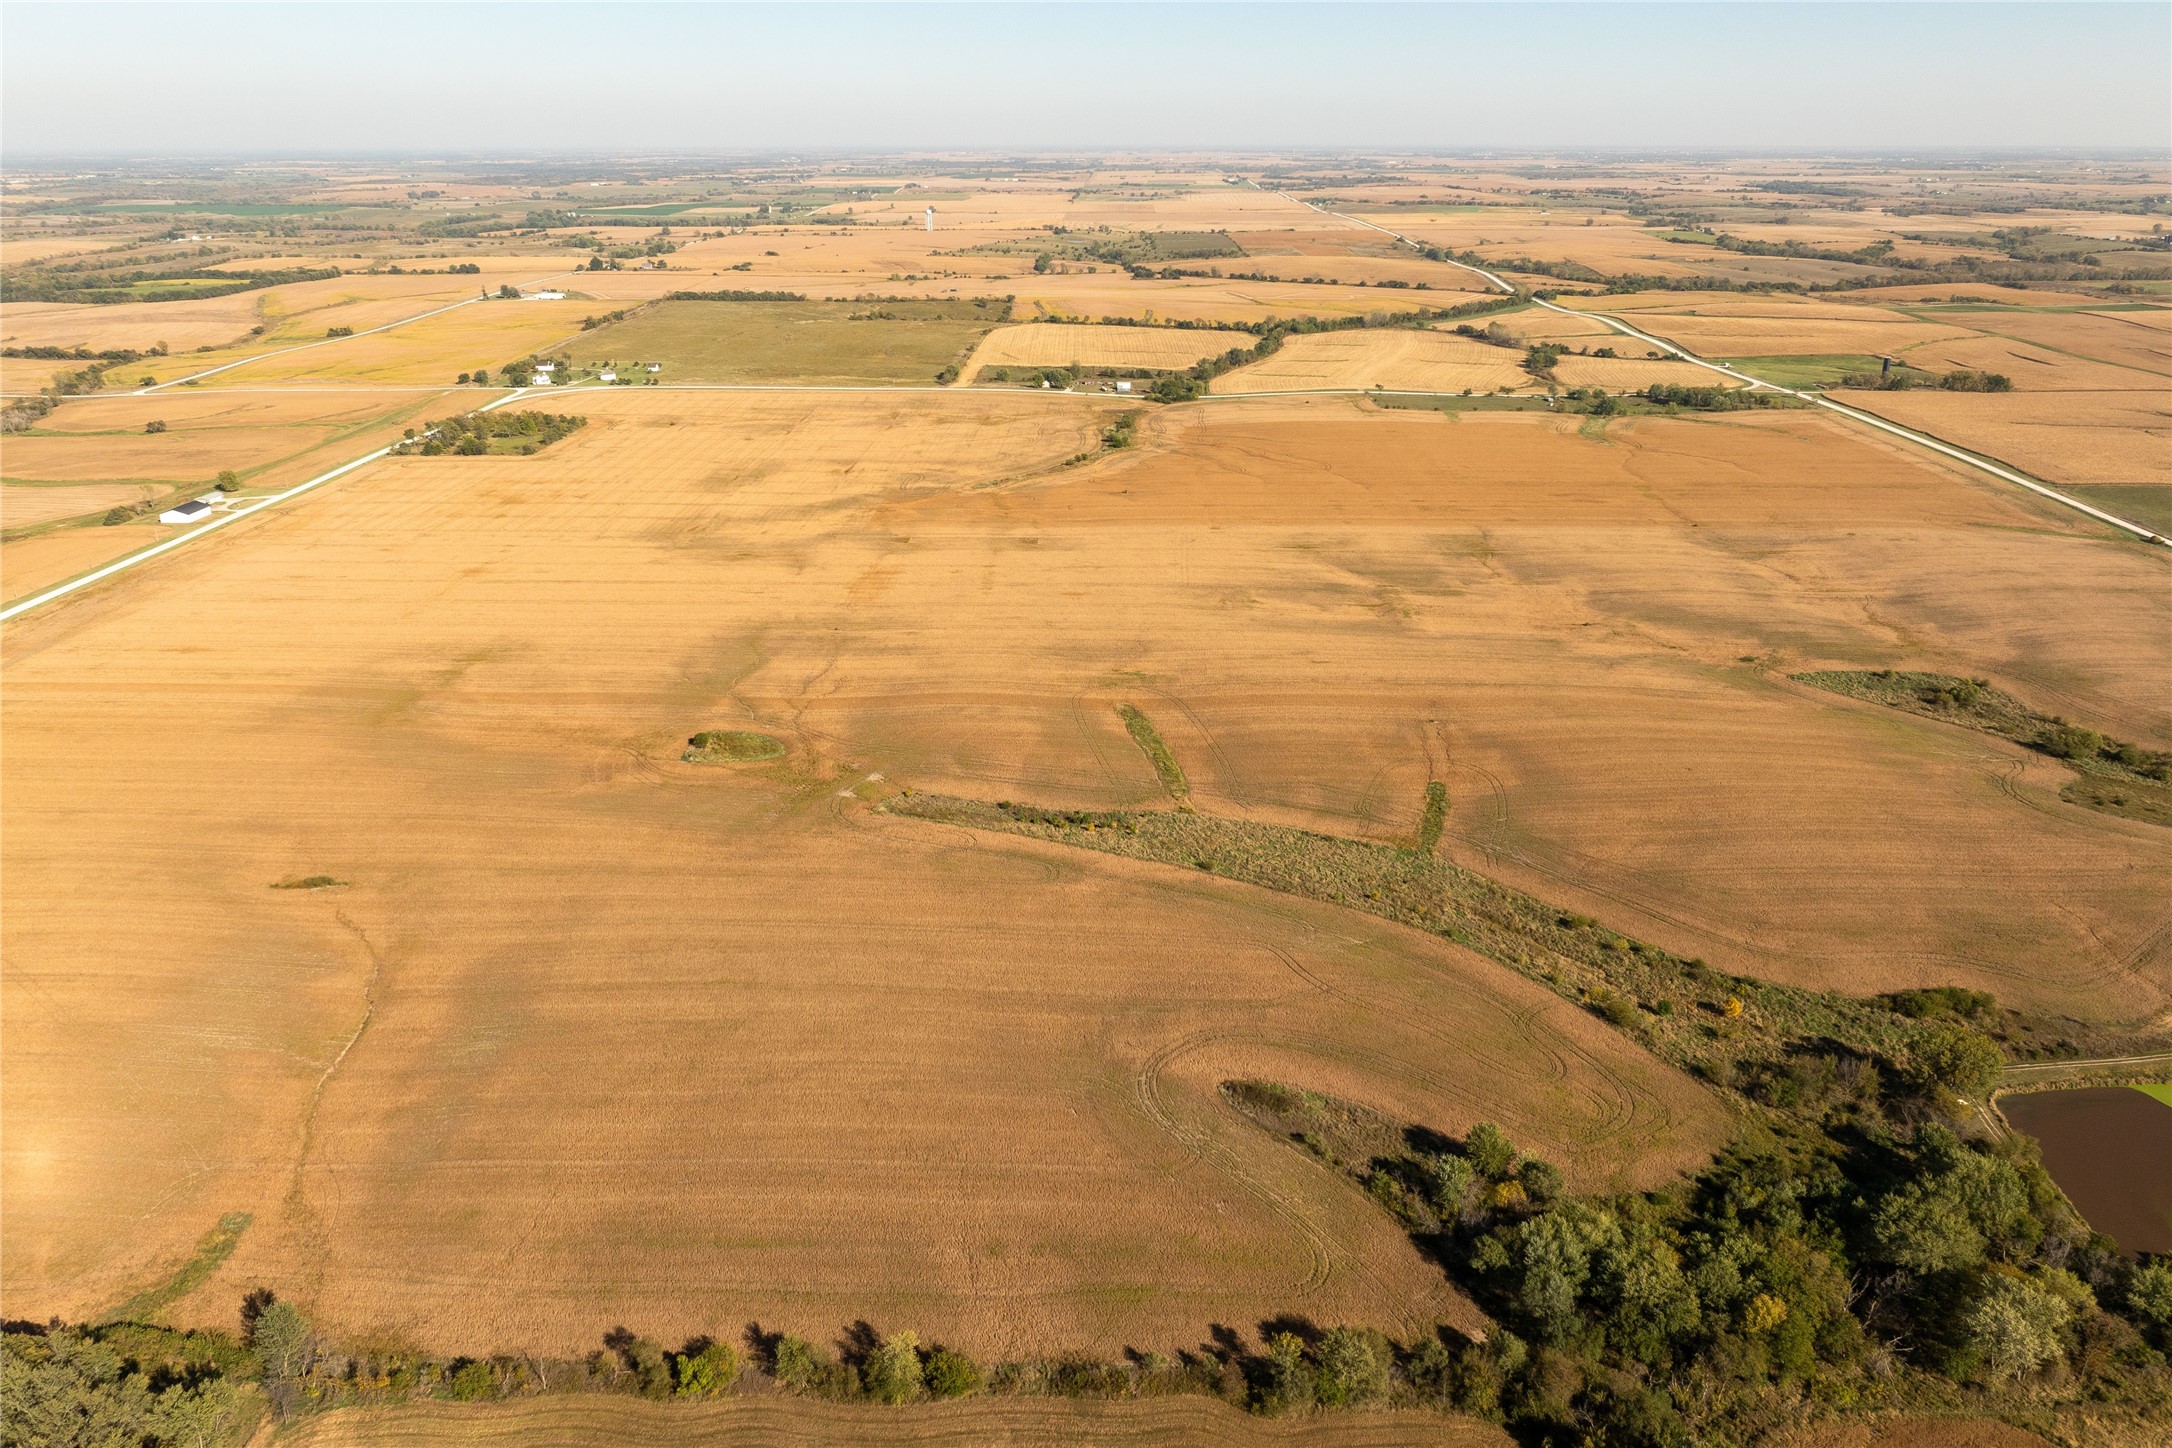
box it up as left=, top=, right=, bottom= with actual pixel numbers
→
left=4, top=2, right=2166, bottom=157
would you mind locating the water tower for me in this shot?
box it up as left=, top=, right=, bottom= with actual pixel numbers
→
left=924, top=206, right=935, bottom=233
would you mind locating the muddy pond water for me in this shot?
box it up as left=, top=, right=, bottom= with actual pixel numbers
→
left=2000, top=1085, right=2172, bottom=1254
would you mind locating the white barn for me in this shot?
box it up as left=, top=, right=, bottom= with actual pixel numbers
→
left=159, top=499, right=212, bottom=525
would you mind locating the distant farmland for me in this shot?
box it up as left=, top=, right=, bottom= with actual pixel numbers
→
left=576, top=299, right=1007, bottom=386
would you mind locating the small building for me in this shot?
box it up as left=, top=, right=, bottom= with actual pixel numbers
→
left=645, top=363, right=661, bottom=373
left=530, top=372, right=552, bottom=387
left=598, top=369, right=617, bottom=382
left=160, top=499, right=212, bottom=525
left=534, top=361, right=556, bottom=372
left=527, top=290, right=566, bottom=301
left=1114, top=380, right=1133, bottom=394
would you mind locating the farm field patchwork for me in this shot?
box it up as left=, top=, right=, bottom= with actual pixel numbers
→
left=2, top=390, right=463, bottom=538
left=6, top=151, right=2172, bottom=1448
left=1, top=389, right=1738, bottom=1365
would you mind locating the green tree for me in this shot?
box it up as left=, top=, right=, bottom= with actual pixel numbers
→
left=215, top=469, right=240, bottom=492
left=1962, top=1272, right=2071, bottom=1380
left=1870, top=1128, right=2032, bottom=1273
left=1465, top=1122, right=1518, bottom=1181
left=1313, top=1327, right=1387, bottom=1407
left=1033, top=252, right=1053, bottom=273
left=923, top=1347, right=982, bottom=1398
left=771, top=1334, right=819, bottom=1392
left=674, top=1340, right=739, bottom=1396
left=862, top=1330, right=923, bottom=1404
left=1430, top=1154, right=1474, bottom=1218
left=1258, top=1331, right=1314, bottom=1413
left=2127, top=1260, right=2172, bottom=1346
left=249, top=1300, right=311, bottom=1381
left=1907, top=1023, right=2002, bottom=1104
left=444, top=1358, right=495, bottom=1400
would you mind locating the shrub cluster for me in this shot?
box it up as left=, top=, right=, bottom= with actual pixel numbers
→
left=391, top=411, right=585, bottom=457
left=1838, top=367, right=2013, bottom=392
left=1222, top=1084, right=2172, bottom=1443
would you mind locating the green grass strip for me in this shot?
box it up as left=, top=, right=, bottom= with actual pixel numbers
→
left=2134, top=1083, right=2172, bottom=1109
left=885, top=792, right=1949, bottom=1091
left=1117, top=705, right=1191, bottom=808
left=1415, top=781, right=1448, bottom=854
left=100, top=1211, right=251, bottom=1325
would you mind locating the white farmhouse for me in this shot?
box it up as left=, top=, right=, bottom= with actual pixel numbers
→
left=645, top=363, right=661, bottom=373
left=530, top=372, right=552, bottom=387
left=598, top=369, right=617, bottom=383
left=527, top=290, right=566, bottom=301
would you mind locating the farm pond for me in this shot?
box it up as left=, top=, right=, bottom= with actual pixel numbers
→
left=2001, top=1085, right=2172, bottom=1254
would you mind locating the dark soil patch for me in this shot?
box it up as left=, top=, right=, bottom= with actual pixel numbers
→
left=2001, top=1086, right=2172, bottom=1253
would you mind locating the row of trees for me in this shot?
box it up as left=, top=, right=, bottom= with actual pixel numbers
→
left=391, top=411, right=585, bottom=457
left=1838, top=367, right=2014, bottom=392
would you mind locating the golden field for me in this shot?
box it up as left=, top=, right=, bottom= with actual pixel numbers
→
left=0, top=480, right=159, bottom=529
left=1210, top=331, right=1531, bottom=394
left=6, top=158, right=2172, bottom=1448
left=1836, top=388, right=2172, bottom=487
left=5, top=391, right=1750, bottom=1363
left=8, top=385, right=2170, bottom=1370
left=3, top=390, right=460, bottom=503
left=962, top=322, right=1254, bottom=375
left=0, top=522, right=165, bottom=600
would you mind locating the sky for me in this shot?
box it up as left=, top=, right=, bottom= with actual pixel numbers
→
left=3, top=1, right=2166, bottom=157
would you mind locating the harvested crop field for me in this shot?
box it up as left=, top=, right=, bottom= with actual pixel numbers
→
left=1588, top=309, right=1979, bottom=359
left=279, top=1395, right=1513, bottom=1448
left=191, top=302, right=592, bottom=386
left=1762, top=1418, right=2054, bottom=1448
left=1017, top=274, right=1410, bottom=324
left=574, top=299, right=1002, bottom=386
left=7, top=369, right=2172, bottom=1386
left=1548, top=354, right=1744, bottom=391
left=1835, top=388, right=2172, bottom=486
left=1211, top=330, right=1531, bottom=394
left=961, top=322, right=1252, bottom=375
left=1959, top=309, right=2172, bottom=377
left=1, top=294, right=270, bottom=352
left=4, top=390, right=459, bottom=492
left=0, top=480, right=159, bottom=529
left=0, top=523, right=160, bottom=602
left=5, top=390, right=1746, bottom=1363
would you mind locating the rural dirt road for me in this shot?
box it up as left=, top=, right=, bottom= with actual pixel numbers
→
left=2002, top=1051, right=2172, bottom=1078
left=1283, top=192, right=2170, bottom=549
left=0, top=388, right=540, bottom=622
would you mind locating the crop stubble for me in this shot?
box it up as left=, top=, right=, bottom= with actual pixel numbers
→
left=4, top=386, right=2165, bottom=1368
